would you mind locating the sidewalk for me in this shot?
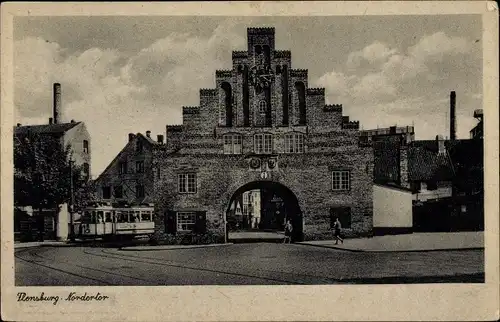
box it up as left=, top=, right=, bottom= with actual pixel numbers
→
left=14, top=240, right=75, bottom=249
left=298, top=232, right=484, bottom=252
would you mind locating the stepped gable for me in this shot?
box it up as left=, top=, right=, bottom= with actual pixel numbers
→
left=290, top=69, right=308, bottom=77
left=200, top=89, right=217, bottom=96
left=274, top=50, right=291, bottom=58
left=232, top=51, right=248, bottom=58
left=182, top=106, right=200, bottom=115
left=247, top=27, right=275, bottom=34
left=323, top=104, right=343, bottom=112
left=216, top=70, right=232, bottom=78
left=307, top=88, right=325, bottom=96
left=166, top=125, right=184, bottom=132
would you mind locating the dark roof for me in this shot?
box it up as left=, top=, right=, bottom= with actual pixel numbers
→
left=14, top=122, right=81, bottom=136
left=138, top=133, right=161, bottom=146
left=408, top=146, right=453, bottom=181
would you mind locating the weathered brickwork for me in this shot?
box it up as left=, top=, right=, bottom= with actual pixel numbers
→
left=153, top=27, right=373, bottom=241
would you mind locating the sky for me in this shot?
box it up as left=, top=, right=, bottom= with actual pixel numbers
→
left=13, top=15, right=483, bottom=178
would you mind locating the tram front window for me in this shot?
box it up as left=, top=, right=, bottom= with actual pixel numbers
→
left=105, top=212, right=112, bottom=223
left=141, top=212, right=151, bottom=222
left=97, top=211, right=104, bottom=223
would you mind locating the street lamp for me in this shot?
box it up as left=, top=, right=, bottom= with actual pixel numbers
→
left=69, top=159, right=75, bottom=242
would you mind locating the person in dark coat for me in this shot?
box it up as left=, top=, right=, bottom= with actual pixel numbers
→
left=333, top=217, right=343, bottom=245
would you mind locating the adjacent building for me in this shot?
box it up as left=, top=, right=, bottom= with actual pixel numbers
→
left=14, top=83, right=91, bottom=240
left=94, top=131, right=165, bottom=206
left=153, top=27, right=374, bottom=242
left=371, top=92, right=484, bottom=234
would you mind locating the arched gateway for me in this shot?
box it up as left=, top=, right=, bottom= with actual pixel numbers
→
left=153, top=27, right=374, bottom=243
left=226, top=181, right=303, bottom=242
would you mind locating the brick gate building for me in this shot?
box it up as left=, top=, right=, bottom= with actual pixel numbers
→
left=153, top=27, right=374, bottom=242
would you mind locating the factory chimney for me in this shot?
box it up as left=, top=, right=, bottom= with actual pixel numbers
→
left=53, top=83, right=61, bottom=124
left=450, top=91, right=456, bottom=140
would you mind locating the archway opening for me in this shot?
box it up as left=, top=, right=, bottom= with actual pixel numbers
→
left=225, top=181, right=303, bottom=242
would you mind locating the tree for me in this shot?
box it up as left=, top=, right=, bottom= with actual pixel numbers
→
left=14, top=132, right=93, bottom=212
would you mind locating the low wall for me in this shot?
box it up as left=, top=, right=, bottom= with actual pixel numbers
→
left=373, top=184, right=413, bottom=235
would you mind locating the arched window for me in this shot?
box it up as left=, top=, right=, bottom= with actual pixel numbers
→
left=295, top=82, right=306, bottom=125
left=259, top=100, right=267, bottom=114
left=221, top=82, right=233, bottom=127
left=284, top=133, right=304, bottom=153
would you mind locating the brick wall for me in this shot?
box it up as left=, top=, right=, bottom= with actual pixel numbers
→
left=153, top=27, right=373, bottom=241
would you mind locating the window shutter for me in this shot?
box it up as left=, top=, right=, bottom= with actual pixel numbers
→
left=166, top=211, right=177, bottom=234
left=194, top=211, right=207, bottom=234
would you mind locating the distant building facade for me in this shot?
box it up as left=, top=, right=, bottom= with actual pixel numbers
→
left=14, top=83, right=91, bottom=240
left=153, top=27, right=374, bottom=242
left=94, top=131, right=164, bottom=206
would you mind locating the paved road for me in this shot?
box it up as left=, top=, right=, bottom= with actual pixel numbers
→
left=15, top=243, right=484, bottom=286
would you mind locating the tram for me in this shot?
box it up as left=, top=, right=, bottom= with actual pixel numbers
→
left=76, top=204, right=155, bottom=240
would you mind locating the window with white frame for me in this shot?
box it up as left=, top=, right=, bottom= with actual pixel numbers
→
left=178, top=173, right=197, bottom=193
left=332, top=170, right=350, bottom=191
left=223, top=134, right=242, bottom=154
left=284, top=133, right=304, bottom=153
left=254, top=133, right=273, bottom=154
left=177, top=212, right=196, bottom=232
left=258, top=100, right=267, bottom=114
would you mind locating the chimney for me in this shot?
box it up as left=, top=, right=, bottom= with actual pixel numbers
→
left=128, top=133, right=135, bottom=142
left=146, top=130, right=151, bottom=138
left=157, top=135, right=164, bottom=144
left=53, top=83, right=61, bottom=124
left=436, top=135, right=445, bottom=155
left=16, top=123, right=21, bottom=127
left=70, top=119, right=75, bottom=123
left=450, top=91, right=456, bottom=140
left=49, top=118, right=53, bottom=125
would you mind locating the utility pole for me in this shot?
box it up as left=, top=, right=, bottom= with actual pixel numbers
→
left=69, top=159, right=75, bottom=242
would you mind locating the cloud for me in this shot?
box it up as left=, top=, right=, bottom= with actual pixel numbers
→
left=346, top=41, right=397, bottom=69
left=408, top=31, right=472, bottom=62
left=314, top=31, right=479, bottom=140
left=14, top=22, right=245, bottom=177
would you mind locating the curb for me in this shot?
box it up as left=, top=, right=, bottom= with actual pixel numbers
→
left=120, top=243, right=234, bottom=251
left=296, top=242, right=484, bottom=253
left=14, top=243, right=78, bottom=250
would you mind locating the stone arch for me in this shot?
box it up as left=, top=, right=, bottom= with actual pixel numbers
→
left=221, top=82, right=233, bottom=127
left=295, top=81, right=306, bottom=125
left=225, top=180, right=304, bottom=241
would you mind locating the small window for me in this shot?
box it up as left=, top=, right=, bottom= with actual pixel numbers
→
left=136, top=140, right=143, bottom=153
left=102, top=186, right=111, bottom=199
left=223, top=134, right=242, bottom=154
left=136, top=161, right=144, bottom=173
left=332, top=170, right=350, bottom=191
left=136, top=185, right=145, bottom=198
left=83, top=140, right=89, bottom=153
left=118, top=161, right=127, bottom=175
left=178, top=173, right=197, bottom=193
left=141, top=212, right=152, bottom=222
left=258, top=100, right=267, bottom=114
left=284, top=133, right=304, bottom=153
left=177, top=212, right=196, bottom=232
left=114, top=186, right=123, bottom=198
left=427, top=181, right=438, bottom=191
left=254, top=133, right=273, bottom=154
left=105, top=212, right=112, bottom=223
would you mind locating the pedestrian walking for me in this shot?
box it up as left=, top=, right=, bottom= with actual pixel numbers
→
left=333, top=217, right=343, bottom=245
left=283, top=219, right=293, bottom=244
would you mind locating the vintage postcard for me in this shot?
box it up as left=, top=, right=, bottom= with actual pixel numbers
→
left=1, top=1, right=499, bottom=321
